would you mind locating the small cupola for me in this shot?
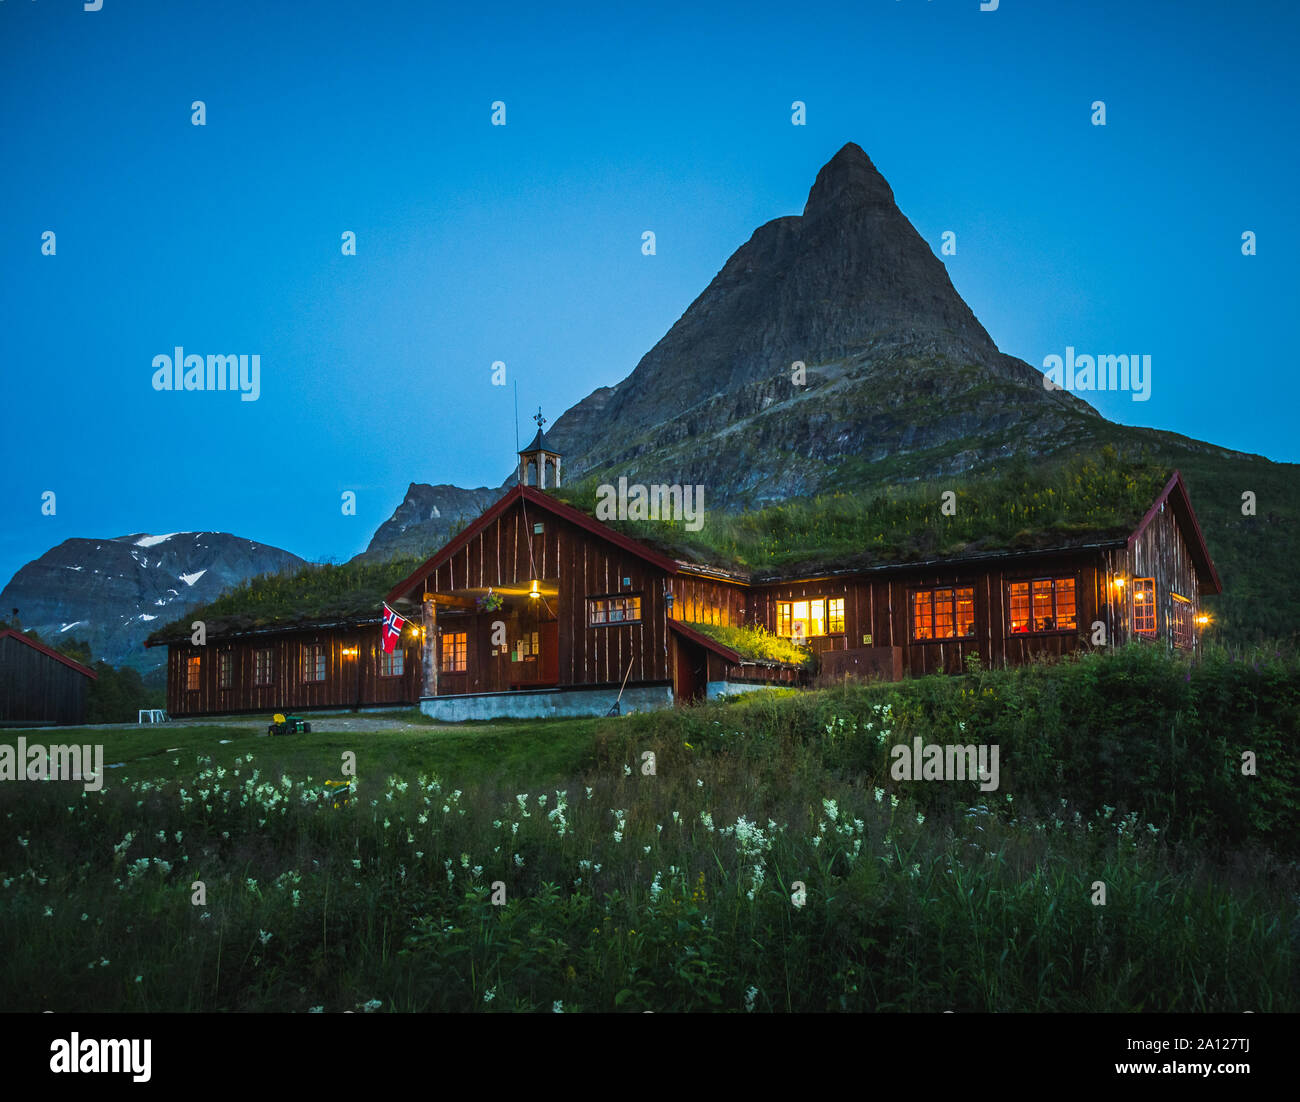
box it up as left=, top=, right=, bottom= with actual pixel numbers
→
left=518, top=407, right=562, bottom=490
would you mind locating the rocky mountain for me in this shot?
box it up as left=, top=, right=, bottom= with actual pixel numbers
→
left=354, top=483, right=503, bottom=563
left=541, top=142, right=1120, bottom=500
left=0, top=532, right=305, bottom=672
left=363, top=142, right=1135, bottom=556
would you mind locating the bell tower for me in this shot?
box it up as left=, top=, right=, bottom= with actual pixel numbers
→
left=518, top=407, right=562, bottom=490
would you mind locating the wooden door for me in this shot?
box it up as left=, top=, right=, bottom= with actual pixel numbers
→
left=540, top=621, right=559, bottom=685
left=673, top=636, right=707, bottom=703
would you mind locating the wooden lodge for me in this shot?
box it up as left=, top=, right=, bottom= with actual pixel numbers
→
left=0, top=628, right=98, bottom=727
left=148, top=426, right=1221, bottom=720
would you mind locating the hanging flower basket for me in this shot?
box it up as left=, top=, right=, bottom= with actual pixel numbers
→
left=476, top=589, right=504, bottom=613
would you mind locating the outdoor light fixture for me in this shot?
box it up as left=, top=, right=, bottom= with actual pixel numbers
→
left=1113, top=577, right=1126, bottom=588
left=1196, top=614, right=1210, bottom=625
left=529, top=580, right=540, bottom=599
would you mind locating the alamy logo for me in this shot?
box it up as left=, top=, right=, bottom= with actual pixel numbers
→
left=151, top=347, right=261, bottom=401
left=595, top=478, right=705, bottom=532
left=0, top=738, right=103, bottom=792
left=890, top=738, right=1000, bottom=792
left=1042, top=347, right=1151, bottom=402
left=50, top=1034, right=151, bottom=1082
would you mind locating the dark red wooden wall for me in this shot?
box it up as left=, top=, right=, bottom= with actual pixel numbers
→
left=164, top=624, right=421, bottom=717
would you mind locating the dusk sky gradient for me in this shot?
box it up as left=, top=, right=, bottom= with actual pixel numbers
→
left=2, top=0, right=1296, bottom=589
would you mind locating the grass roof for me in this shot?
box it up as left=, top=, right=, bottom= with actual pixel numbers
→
left=553, top=449, right=1171, bottom=579
left=684, top=621, right=813, bottom=668
left=145, top=556, right=426, bottom=646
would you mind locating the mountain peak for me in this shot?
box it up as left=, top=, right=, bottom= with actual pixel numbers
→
left=803, top=142, right=895, bottom=217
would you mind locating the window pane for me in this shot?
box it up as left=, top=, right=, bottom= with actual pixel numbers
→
left=441, top=632, right=468, bottom=672
left=933, top=589, right=955, bottom=638
left=1032, top=581, right=1055, bottom=631
left=1170, top=595, right=1192, bottom=649
left=912, top=591, right=932, bottom=641
left=809, top=599, right=826, bottom=637
left=828, top=598, right=845, bottom=634
left=1133, top=578, right=1156, bottom=634
left=777, top=603, right=791, bottom=636
left=1009, top=583, right=1031, bottom=633
left=956, top=588, right=975, bottom=637
left=1055, top=578, right=1077, bottom=630
left=381, top=647, right=404, bottom=677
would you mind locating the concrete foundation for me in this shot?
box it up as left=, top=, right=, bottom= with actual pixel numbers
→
left=705, top=681, right=786, bottom=700
left=419, top=684, right=674, bottom=721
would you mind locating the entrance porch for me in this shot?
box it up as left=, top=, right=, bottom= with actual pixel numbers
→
left=421, top=580, right=560, bottom=698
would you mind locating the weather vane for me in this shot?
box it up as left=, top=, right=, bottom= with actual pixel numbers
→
left=533, top=407, right=547, bottom=431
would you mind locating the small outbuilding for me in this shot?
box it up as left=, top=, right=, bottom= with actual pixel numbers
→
left=0, top=628, right=98, bottom=727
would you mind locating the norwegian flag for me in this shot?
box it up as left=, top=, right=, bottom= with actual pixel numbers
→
left=381, top=603, right=407, bottom=654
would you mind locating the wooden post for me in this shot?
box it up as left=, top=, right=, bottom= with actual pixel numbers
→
left=422, top=596, right=438, bottom=698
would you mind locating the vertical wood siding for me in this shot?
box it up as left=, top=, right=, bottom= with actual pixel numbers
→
left=1115, top=503, right=1202, bottom=649
left=0, top=636, right=91, bottom=725
left=165, top=625, right=421, bottom=717
left=421, top=500, right=677, bottom=690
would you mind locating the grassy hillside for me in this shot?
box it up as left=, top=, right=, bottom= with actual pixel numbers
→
left=1, top=643, right=1293, bottom=1012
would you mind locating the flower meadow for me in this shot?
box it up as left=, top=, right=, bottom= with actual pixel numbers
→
left=0, top=643, right=1296, bottom=1012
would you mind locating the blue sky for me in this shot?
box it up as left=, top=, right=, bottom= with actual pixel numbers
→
left=2, top=0, right=1296, bottom=589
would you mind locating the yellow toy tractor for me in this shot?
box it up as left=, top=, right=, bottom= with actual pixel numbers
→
left=267, top=712, right=311, bottom=736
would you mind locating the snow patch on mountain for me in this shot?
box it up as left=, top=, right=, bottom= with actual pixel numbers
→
left=135, top=533, right=180, bottom=548
left=179, top=570, right=207, bottom=586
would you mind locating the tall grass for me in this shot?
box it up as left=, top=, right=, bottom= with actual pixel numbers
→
left=0, top=643, right=1294, bottom=1012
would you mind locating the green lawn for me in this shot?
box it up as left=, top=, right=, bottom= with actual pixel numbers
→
left=0, top=714, right=607, bottom=792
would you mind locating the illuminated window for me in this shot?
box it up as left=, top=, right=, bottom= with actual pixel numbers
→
left=911, top=587, right=975, bottom=642
left=186, top=655, right=201, bottom=692
left=912, top=591, right=934, bottom=641
left=1170, top=593, right=1193, bottom=649
left=442, top=631, right=468, bottom=672
left=1008, top=578, right=1077, bottom=634
left=254, top=648, right=274, bottom=686
left=956, top=589, right=975, bottom=637
left=302, top=643, right=326, bottom=682
left=775, top=597, right=843, bottom=639
left=380, top=646, right=404, bottom=677
left=1132, top=578, right=1156, bottom=636
left=218, top=651, right=234, bottom=689
left=588, top=595, right=642, bottom=625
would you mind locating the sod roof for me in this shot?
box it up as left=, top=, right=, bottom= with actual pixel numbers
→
left=147, top=453, right=1210, bottom=646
